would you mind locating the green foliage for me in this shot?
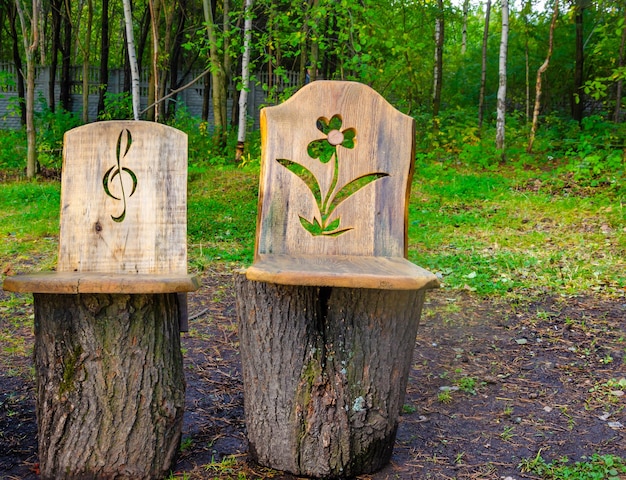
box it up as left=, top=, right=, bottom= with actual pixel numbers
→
left=97, top=92, right=134, bottom=121
left=0, top=129, right=26, bottom=170
left=35, top=104, right=82, bottom=170
left=519, top=453, right=626, bottom=480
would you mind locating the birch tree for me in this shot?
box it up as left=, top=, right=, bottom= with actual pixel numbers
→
left=527, top=0, right=559, bottom=153
left=122, top=0, right=140, bottom=120
left=496, top=0, right=509, bottom=152
left=236, top=0, right=254, bottom=162
left=461, top=0, right=469, bottom=54
left=432, top=0, right=444, bottom=118
left=478, top=0, right=491, bottom=128
left=15, top=0, right=39, bottom=178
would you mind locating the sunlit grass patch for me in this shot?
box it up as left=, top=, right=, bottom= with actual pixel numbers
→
left=410, top=162, right=626, bottom=296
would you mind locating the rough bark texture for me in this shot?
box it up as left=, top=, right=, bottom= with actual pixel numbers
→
left=33, top=293, right=185, bottom=480
left=235, top=272, right=426, bottom=478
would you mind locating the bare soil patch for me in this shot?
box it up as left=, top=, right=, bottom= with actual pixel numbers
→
left=1, top=271, right=625, bottom=479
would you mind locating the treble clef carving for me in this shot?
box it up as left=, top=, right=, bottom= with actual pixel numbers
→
left=102, top=129, right=138, bottom=223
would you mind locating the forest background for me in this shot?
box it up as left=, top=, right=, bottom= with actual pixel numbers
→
left=0, top=0, right=625, bottom=186
left=1, top=1, right=626, bottom=478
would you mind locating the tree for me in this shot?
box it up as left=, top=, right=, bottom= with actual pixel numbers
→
left=496, top=0, right=509, bottom=152
left=461, top=0, right=469, bottom=54
left=122, top=0, right=140, bottom=120
left=572, top=0, right=585, bottom=123
left=203, top=0, right=228, bottom=146
left=528, top=0, right=559, bottom=153
left=80, top=0, right=93, bottom=122
left=97, top=0, right=110, bottom=117
left=236, top=0, right=254, bottom=162
left=478, top=0, right=492, bottom=129
left=14, top=0, right=39, bottom=178
left=432, top=0, right=444, bottom=118
left=614, top=4, right=626, bottom=122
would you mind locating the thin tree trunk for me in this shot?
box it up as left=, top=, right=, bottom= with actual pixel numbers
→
left=236, top=0, right=253, bottom=162
left=478, top=0, right=491, bottom=129
left=97, top=0, right=109, bottom=116
left=572, top=0, right=584, bottom=123
left=15, top=0, right=39, bottom=178
left=81, top=0, right=92, bottom=122
left=203, top=0, right=227, bottom=146
left=59, top=0, right=72, bottom=110
left=614, top=5, right=626, bottom=123
left=7, top=2, right=26, bottom=125
left=432, top=0, right=444, bottom=118
left=148, top=0, right=160, bottom=121
left=496, top=0, right=509, bottom=152
left=122, top=0, right=140, bottom=120
left=49, top=0, right=62, bottom=113
left=527, top=0, right=559, bottom=154
left=461, top=0, right=469, bottom=54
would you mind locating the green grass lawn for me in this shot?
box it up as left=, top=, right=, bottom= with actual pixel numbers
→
left=0, top=160, right=624, bottom=298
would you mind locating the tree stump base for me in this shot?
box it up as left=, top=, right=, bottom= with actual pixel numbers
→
left=33, top=293, right=185, bottom=480
left=235, top=272, right=427, bottom=478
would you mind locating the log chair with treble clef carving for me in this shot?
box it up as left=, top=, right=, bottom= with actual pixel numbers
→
left=235, top=81, right=440, bottom=478
left=2, top=121, right=199, bottom=480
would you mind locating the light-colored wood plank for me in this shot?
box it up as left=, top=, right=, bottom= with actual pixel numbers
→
left=3, top=272, right=200, bottom=294
left=57, top=121, right=188, bottom=275
left=255, top=81, right=414, bottom=259
left=245, top=254, right=439, bottom=290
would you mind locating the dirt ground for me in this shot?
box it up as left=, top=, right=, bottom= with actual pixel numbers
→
left=1, top=270, right=625, bottom=479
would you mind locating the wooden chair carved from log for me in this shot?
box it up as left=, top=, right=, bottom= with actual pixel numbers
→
left=3, top=120, right=199, bottom=480
left=235, top=81, right=439, bottom=478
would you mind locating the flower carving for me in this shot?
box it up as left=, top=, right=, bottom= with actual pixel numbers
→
left=277, top=114, right=388, bottom=237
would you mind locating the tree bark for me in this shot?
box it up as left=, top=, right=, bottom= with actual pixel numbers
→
left=235, top=272, right=426, bottom=478
left=236, top=0, right=253, bottom=162
left=527, top=0, right=558, bottom=154
left=478, top=0, right=491, bottom=129
left=614, top=5, right=626, bottom=123
left=572, top=0, right=585, bottom=123
left=432, top=0, right=444, bottom=118
left=122, top=0, right=140, bottom=120
left=97, top=0, right=110, bottom=117
left=15, top=0, right=39, bottom=178
left=34, top=293, right=185, bottom=480
left=496, top=0, right=509, bottom=152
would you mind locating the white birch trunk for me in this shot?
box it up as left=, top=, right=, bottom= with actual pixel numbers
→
left=122, top=0, right=140, bottom=120
left=496, top=0, right=509, bottom=151
left=236, top=0, right=254, bottom=161
left=461, top=0, right=469, bottom=54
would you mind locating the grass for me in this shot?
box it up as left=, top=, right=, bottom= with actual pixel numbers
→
left=1, top=159, right=624, bottom=299
left=519, top=452, right=626, bottom=480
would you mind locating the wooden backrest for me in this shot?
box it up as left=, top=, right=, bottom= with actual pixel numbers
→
left=255, top=81, right=415, bottom=259
left=57, top=121, right=188, bottom=276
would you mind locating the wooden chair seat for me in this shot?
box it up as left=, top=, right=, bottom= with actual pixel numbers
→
left=3, top=272, right=200, bottom=294
left=246, top=254, right=438, bottom=290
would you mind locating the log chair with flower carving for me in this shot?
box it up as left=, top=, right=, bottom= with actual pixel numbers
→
left=235, top=81, right=439, bottom=478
